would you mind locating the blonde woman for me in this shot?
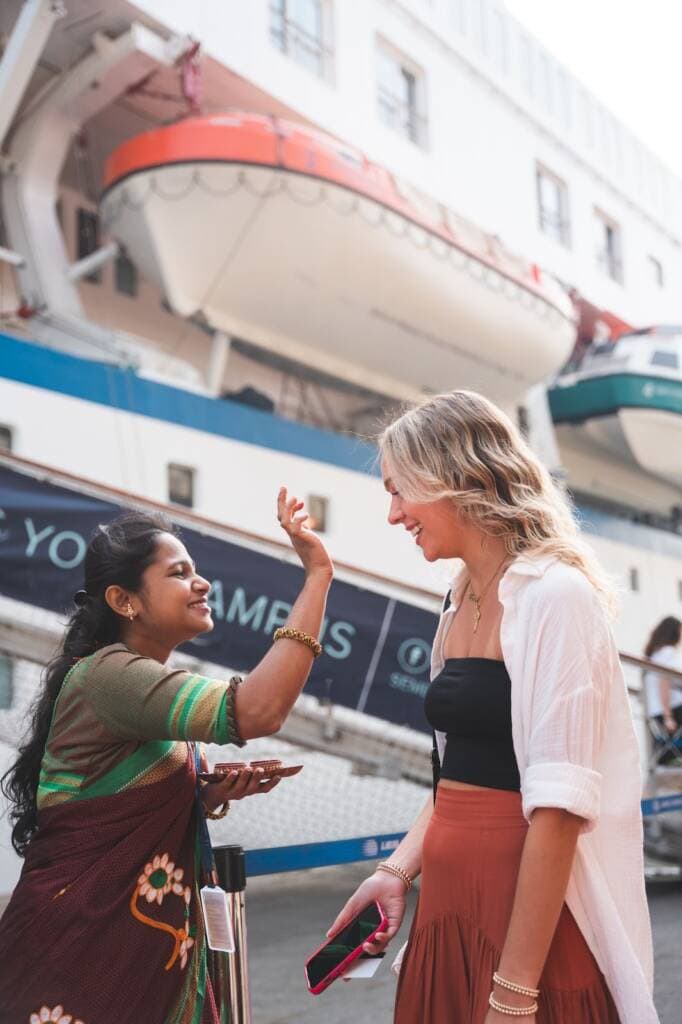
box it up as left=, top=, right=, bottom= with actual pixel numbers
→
left=328, top=391, right=657, bottom=1024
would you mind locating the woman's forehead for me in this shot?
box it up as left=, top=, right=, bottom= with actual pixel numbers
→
left=154, top=533, right=193, bottom=565
left=380, top=457, right=394, bottom=484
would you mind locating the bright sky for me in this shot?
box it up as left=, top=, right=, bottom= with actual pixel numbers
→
left=504, top=1, right=682, bottom=179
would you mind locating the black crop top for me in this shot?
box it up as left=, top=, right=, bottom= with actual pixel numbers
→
left=424, top=658, right=520, bottom=792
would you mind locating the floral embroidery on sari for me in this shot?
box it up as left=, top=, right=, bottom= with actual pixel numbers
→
left=130, top=851, right=194, bottom=971
left=137, top=851, right=188, bottom=905
left=29, top=1006, right=84, bottom=1024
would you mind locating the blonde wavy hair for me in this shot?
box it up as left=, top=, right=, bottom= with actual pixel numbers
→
left=379, top=390, right=618, bottom=615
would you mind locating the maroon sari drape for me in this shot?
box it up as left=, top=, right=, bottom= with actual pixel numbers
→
left=0, top=746, right=221, bottom=1024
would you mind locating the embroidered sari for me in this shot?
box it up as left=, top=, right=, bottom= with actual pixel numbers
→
left=0, top=646, right=243, bottom=1024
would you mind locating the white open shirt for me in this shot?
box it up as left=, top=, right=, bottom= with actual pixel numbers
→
left=395, top=553, right=658, bottom=1024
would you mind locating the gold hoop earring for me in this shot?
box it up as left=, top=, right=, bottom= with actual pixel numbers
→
left=126, top=603, right=135, bottom=621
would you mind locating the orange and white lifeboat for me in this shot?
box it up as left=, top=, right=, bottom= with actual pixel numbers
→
left=101, top=113, right=576, bottom=404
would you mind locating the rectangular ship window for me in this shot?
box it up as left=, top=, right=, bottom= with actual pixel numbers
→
left=536, top=165, right=570, bottom=247
left=270, top=0, right=334, bottom=81
left=376, top=39, right=428, bottom=147
left=629, top=567, right=639, bottom=592
left=0, top=425, right=12, bottom=451
left=595, top=209, right=623, bottom=283
left=168, top=464, right=195, bottom=508
left=306, top=494, right=328, bottom=532
left=651, top=350, right=678, bottom=370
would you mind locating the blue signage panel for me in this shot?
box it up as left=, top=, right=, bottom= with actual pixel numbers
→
left=0, top=464, right=438, bottom=733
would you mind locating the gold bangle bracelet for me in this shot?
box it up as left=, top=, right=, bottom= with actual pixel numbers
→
left=488, top=993, right=538, bottom=1016
left=376, top=861, right=412, bottom=892
left=204, top=801, right=230, bottom=820
left=273, top=626, right=323, bottom=658
left=493, top=972, right=540, bottom=998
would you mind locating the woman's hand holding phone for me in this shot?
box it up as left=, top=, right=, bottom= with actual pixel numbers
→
left=327, top=870, right=408, bottom=956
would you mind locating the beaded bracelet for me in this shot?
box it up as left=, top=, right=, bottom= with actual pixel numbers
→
left=226, top=675, right=246, bottom=748
left=493, top=972, right=540, bottom=998
left=273, top=626, right=323, bottom=658
left=376, top=861, right=413, bottom=892
left=488, top=993, right=538, bottom=1016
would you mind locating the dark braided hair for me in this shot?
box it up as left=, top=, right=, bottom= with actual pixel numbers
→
left=1, top=511, right=176, bottom=855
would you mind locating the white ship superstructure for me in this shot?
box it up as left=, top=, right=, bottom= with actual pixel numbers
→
left=1, top=1, right=682, bottom=891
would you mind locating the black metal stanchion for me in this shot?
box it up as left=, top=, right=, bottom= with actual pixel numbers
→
left=214, top=845, right=252, bottom=1024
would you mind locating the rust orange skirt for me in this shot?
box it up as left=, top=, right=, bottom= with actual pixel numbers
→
left=394, top=786, right=620, bottom=1024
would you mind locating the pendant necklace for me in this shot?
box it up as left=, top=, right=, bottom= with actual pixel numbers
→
left=466, top=554, right=510, bottom=633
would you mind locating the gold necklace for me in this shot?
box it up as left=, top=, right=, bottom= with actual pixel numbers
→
left=466, top=555, right=509, bottom=633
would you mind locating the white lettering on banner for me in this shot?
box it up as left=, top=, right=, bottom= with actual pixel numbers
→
left=226, top=588, right=268, bottom=630
left=23, top=519, right=87, bottom=569
left=49, top=531, right=86, bottom=569
left=397, top=638, right=431, bottom=675
left=24, top=518, right=55, bottom=556
left=213, top=585, right=357, bottom=658
left=264, top=599, right=292, bottom=635
left=326, top=621, right=355, bottom=659
left=389, top=673, right=429, bottom=698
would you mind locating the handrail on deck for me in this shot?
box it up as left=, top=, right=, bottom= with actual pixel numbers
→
left=620, top=652, right=682, bottom=699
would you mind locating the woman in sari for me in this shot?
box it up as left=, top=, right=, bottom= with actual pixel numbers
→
left=0, top=487, right=332, bottom=1024
left=329, top=391, right=657, bottom=1023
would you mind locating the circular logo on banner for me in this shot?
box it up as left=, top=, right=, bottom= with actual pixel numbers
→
left=642, top=382, right=655, bottom=400
left=362, top=839, right=379, bottom=857
left=397, top=638, right=431, bottom=675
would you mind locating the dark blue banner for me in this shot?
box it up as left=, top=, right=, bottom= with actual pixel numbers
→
left=0, top=464, right=438, bottom=733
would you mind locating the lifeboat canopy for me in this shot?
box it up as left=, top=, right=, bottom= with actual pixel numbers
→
left=101, top=113, right=577, bottom=405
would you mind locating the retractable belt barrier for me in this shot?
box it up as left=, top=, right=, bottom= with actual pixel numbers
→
left=214, top=845, right=252, bottom=1024
left=240, top=796, right=682, bottom=879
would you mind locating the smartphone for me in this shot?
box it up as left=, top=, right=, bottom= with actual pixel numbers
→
left=305, top=900, right=388, bottom=995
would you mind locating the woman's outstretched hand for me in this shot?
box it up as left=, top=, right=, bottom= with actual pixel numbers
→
left=202, top=768, right=281, bottom=810
left=277, top=487, right=333, bottom=580
left=327, top=871, right=408, bottom=957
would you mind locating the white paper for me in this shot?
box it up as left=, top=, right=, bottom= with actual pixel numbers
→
left=200, top=885, right=235, bottom=952
left=343, top=954, right=385, bottom=979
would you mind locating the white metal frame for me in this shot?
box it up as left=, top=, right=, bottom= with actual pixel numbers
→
left=0, top=13, right=184, bottom=338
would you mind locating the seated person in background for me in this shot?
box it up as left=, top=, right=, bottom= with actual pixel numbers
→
left=643, top=615, right=682, bottom=754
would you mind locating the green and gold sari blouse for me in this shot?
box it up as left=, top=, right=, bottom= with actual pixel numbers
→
left=38, top=643, right=243, bottom=809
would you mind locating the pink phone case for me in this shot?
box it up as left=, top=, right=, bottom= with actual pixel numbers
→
left=304, top=900, right=388, bottom=995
